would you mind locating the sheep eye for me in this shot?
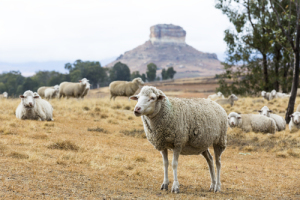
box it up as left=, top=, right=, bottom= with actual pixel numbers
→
left=150, top=97, right=155, bottom=100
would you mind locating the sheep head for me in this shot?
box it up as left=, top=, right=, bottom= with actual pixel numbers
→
left=290, top=112, right=300, bottom=125
left=228, top=112, right=242, bottom=127
left=20, top=90, right=39, bottom=109
left=258, top=106, right=272, bottom=117
left=130, top=86, right=166, bottom=117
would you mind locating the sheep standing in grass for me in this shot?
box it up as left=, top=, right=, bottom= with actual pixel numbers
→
left=59, top=78, right=89, bottom=99
left=45, top=85, right=60, bottom=100
left=207, top=92, right=224, bottom=100
left=37, top=85, right=59, bottom=98
left=261, top=91, right=272, bottom=101
left=16, top=90, right=53, bottom=121
left=215, top=94, right=238, bottom=107
left=258, top=106, right=286, bottom=131
left=289, top=112, right=300, bottom=132
left=0, top=92, right=8, bottom=99
left=130, top=86, right=227, bottom=193
left=109, top=78, right=144, bottom=100
left=270, top=90, right=290, bottom=99
left=228, top=112, right=276, bottom=134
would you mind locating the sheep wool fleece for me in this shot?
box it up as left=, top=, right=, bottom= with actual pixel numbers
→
left=141, top=88, right=228, bottom=154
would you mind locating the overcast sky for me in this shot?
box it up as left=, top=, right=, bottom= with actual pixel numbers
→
left=0, top=0, right=232, bottom=75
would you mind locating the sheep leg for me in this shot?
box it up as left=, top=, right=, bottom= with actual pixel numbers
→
left=202, top=149, right=216, bottom=192
left=160, top=149, right=169, bottom=191
left=213, top=144, right=225, bottom=192
left=171, top=148, right=180, bottom=193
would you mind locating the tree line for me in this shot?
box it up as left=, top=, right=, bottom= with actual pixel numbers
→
left=0, top=60, right=176, bottom=97
left=215, top=0, right=300, bottom=122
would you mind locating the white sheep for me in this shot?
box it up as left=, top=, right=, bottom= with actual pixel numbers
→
left=45, top=85, right=60, bottom=100
left=207, top=92, right=224, bottom=100
left=258, top=106, right=286, bottom=131
left=80, top=79, right=90, bottom=99
left=109, top=78, right=144, bottom=100
left=261, top=91, right=272, bottom=101
left=228, top=112, right=276, bottom=134
left=270, top=90, right=290, bottom=99
left=215, top=94, right=238, bottom=107
left=0, top=92, right=8, bottom=99
left=59, top=78, right=89, bottom=99
left=37, top=85, right=59, bottom=98
left=289, top=112, right=300, bottom=132
left=16, top=90, right=53, bottom=121
left=130, top=86, right=227, bottom=193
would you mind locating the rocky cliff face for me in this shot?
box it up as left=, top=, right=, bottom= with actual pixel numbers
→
left=106, top=24, right=223, bottom=79
left=150, top=24, right=186, bottom=45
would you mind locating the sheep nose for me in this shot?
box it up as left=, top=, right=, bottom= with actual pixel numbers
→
left=29, top=102, right=33, bottom=107
left=135, top=107, right=141, bottom=112
left=231, top=122, right=234, bottom=125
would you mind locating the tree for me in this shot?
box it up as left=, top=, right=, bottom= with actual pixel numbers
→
left=167, top=67, right=176, bottom=79
left=146, top=63, right=157, bottom=82
left=161, top=69, right=168, bottom=80
left=141, top=74, right=147, bottom=82
left=270, top=0, right=300, bottom=123
left=110, top=62, right=131, bottom=81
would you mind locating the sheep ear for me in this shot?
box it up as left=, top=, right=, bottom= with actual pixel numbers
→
left=19, top=95, right=24, bottom=98
left=157, top=95, right=165, bottom=101
left=290, top=115, right=294, bottom=118
left=129, top=95, right=138, bottom=101
left=269, top=110, right=273, bottom=113
left=258, top=110, right=262, bottom=112
left=79, top=80, right=82, bottom=82
left=237, top=117, right=241, bottom=119
left=34, top=96, right=40, bottom=99
left=237, top=112, right=241, bottom=114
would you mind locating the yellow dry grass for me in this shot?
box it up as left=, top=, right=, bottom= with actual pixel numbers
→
left=0, top=95, right=299, bottom=199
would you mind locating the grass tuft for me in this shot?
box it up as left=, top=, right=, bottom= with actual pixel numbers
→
left=9, top=151, right=29, bottom=159
left=48, top=140, right=79, bottom=151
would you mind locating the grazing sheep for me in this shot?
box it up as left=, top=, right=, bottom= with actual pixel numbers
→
left=270, top=90, right=290, bottom=99
left=215, top=94, right=238, bottom=107
left=16, top=90, right=53, bottom=121
left=45, top=86, right=59, bottom=100
left=109, top=78, right=144, bottom=100
left=261, top=91, right=272, bottom=101
left=59, top=78, right=89, bottom=99
left=37, top=85, right=59, bottom=98
left=0, top=92, right=8, bottom=99
left=258, top=106, right=286, bottom=131
left=130, top=86, right=227, bottom=193
left=289, top=112, right=300, bottom=132
left=228, top=112, right=276, bottom=134
left=208, top=92, right=224, bottom=100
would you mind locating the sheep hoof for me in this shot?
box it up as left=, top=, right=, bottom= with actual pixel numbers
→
left=209, top=184, right=215, bottom=192
left=160, top=183, right=168, bottom=191
left=171, top=182, right=179, bottom=193
left=214, top=184, right=221, bottom=193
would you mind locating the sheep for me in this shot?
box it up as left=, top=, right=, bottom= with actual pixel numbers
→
left=215, top=94, right=238, bottom=107
left=109, top=78, right=144, bottom=100
left=16, top=90, right=53, bottom=121
left=207, top=92, right=224, bottom=100
left=59, top=78, right=89, bottom=99
left=261, top=91, right=272, bottom=101
left=270, top=90, right=290, bottom=99
left=258, top=106, right=286, bottom=131
left=0, top=92, right=8, bottom=99
left=228, top=112, right=276, bottom=134
left=289, top=112, right=300, bottom=132
left=45, top=85, right=60, bottom=100
left=37, top=85, right=59, bottom=98
left=130, top=86, right=227, bottom=193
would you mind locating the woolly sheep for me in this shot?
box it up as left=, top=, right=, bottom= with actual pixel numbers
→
left=289, top=112, right=300, bottom=132
left=270, top=90, right=290, bottom=99
left=258, top=106, right=286, bottom=131
left=228, top=112, right=276, bottom=134
left=215, top=94, right=238, bottom=107
left=0, top=92, right=8, bottom=99
left=37, top=85, right=59, bottom=98
left=130, top=86, right=227, bottom=193
left=45, top=86, right=60, bottom=100
left=261, top=91, right=272, bottom=101
left=59, top=78, right=89, bottom=99
left=16, top=90, right=53, bottom=121
left=207, top=92, right=224, bottom=100
left=109, top=78, right=144, bottom=100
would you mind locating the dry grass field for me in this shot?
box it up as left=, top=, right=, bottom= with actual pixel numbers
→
left=0, top=90, right=300, bottom=199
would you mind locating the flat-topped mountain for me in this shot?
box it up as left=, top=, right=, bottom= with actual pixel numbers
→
left=106, top=24, right=223, bottom=79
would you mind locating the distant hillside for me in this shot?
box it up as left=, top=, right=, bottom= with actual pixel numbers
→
left=106, top=24, right=224, bottom=79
